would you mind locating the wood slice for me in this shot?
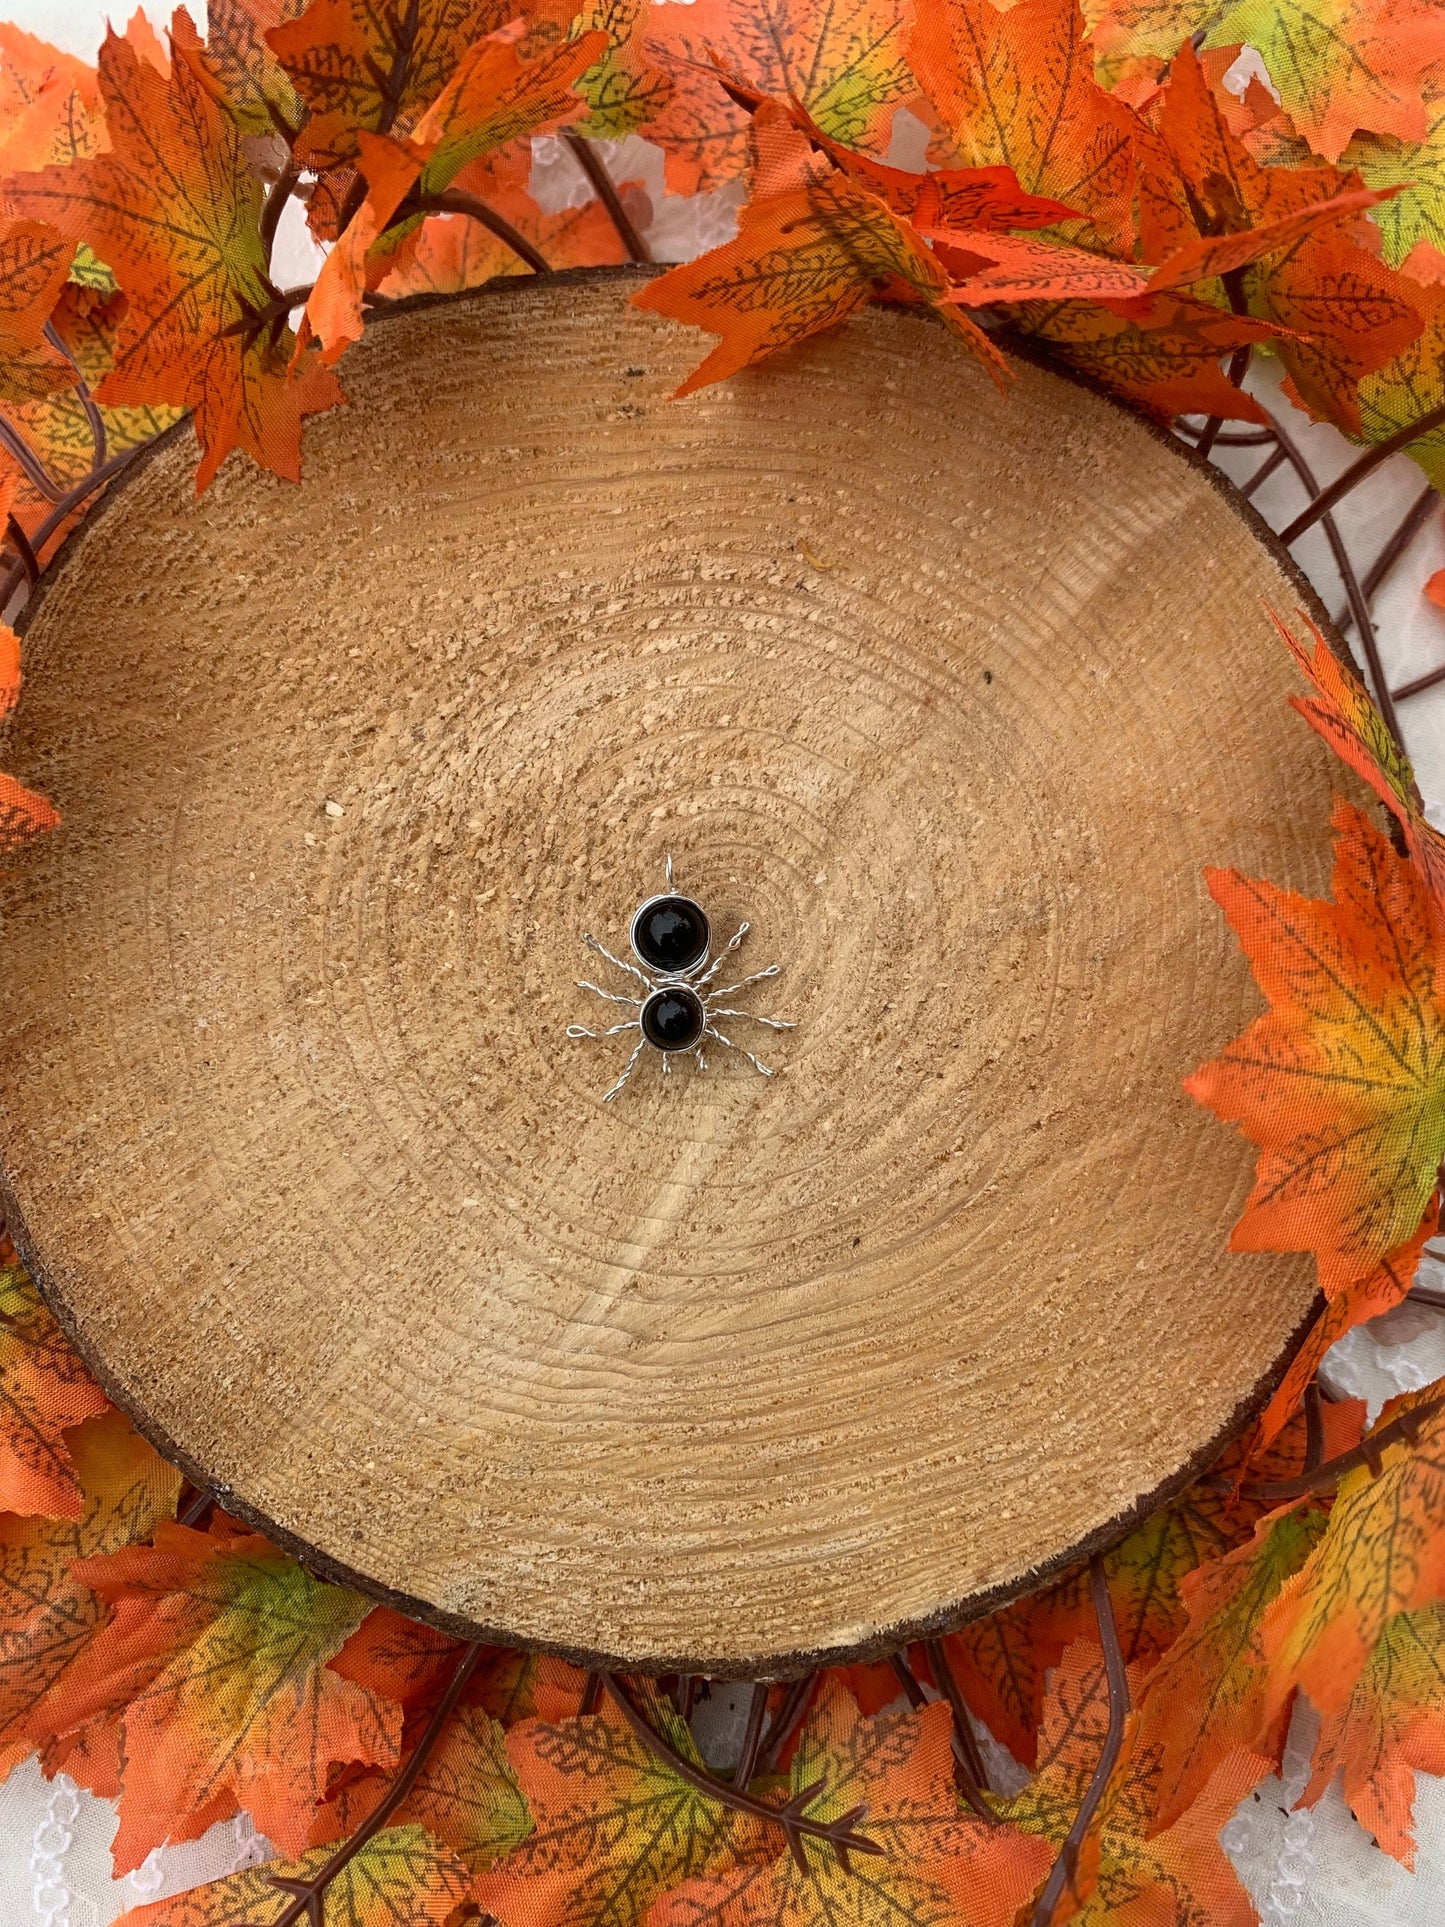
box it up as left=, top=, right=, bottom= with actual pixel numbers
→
left=0, top=271, right=1344, bottom=1675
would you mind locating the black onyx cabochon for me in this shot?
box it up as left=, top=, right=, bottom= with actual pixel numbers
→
left=641, top=987, right=706, bottom=1051
left=631, top=895, right=710, bottom=974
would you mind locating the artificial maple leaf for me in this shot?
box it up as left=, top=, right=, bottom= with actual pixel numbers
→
left=1262, top=1383, right=1445, bottom=1723
left=653, top=1682, right=1050, bottom=1927
left=399, top=1700, right=534, bottom=1871
left=908, top=0, right=1138, bottom=252
left=0, top=216, right=76, bottom=406
left=944, top=1399, right=1350, bottom=1765
left=1344, top=64, right=1445, bottom=281
left=644, top=0, right=917, bottom=196
left=33, top=1514, right=399, bottom=1870
left=572, top=0, right=673, bottom=141
left=931, top=228, right=1149, bottom=301
left=113, top=1824, right=471, bottom=1927
left=1090, top=1, right=1216, bottom=86
left=474, top=1688, right=741, bottom=1927
left=997, top=1639, right=1268, bottom=1925
left=1203, top=0, right=1445, bottom=164
left=1249, top=1208, right=1439, bottom=1463
left=1138, top=42, right=1424, bottom=437
left=378, top=191, right=627, bottom=294
left=0, top=1260, right=108, bottom=1519
left=1304, top=1599, right=1445, bottom=1865
left=1277, top=609, right=1445, bottom=925
left=0, top=24, right=105, bottom=173
left=269, top=0, right=571, bottom=171
left=4, top=13, right=343, bottom=489
left=1186, top=798, right=1445, bottom=1291
left=1008, top=291, right=1277, bottom=424
left=0, top=1408, right=181, bottom=1776
left=1357, top=277, right=1445, bottom=495
left=303, top=21, right=606, bottom=358
left=635, top=107, right=1008, bottom=397
left=1129, top=1503, right=1326, bottom=1831
left=195, top=0, right=308, bottom=139
left=0, top=500, right=60, bottom=849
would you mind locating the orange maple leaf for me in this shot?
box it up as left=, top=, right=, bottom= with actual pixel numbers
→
left=194, top=0, right=308, bottom=139
left=634, top=103, right=1007, bottom=397
left=572, top=0, right=674, bottom=142
left=1262, top=1385, right=1445, bottom=1722
left=1006, top=290, right=1278, bottom=424
left=1186, top=799, right=1445, bottom=1291
left=1303, top=1598, right=1445, bottom=1866
left=1129, top=1503, right=1327, bottom=1832
left=943, top=1399, right=1358, bottom=1766
left=644, top=0, right=917, bottom=197
left=0, top=1258, right=108, bottom=1520
left=652, top=1681, right=1050, bottom=1927
left=32, top=1514, right=400, bottom=1871
left=3, top=11, right=342, bottom=489
left=930, top=230, right=1149, bottom=302
left=300, top=26, right=606, bottom=362
left=1249, top=1207, right=1439, bottom=1463
left=1138, top=43, right=1423, bottom=436
left=113, top=1825, right=471, bottom=1927
left=908, top=0, right=1138, bottom=254
left=269, top=0, right=573, bottom=172
left=1277, top=610, right=1445, bottom=927
left=1211, top=0, right=1445, bottom=164
left=994, top=1637, right=1268, bottom=1924
left=0, top=1408, right=181, bottom=1777
left=475, top=1688, right=741, bottom=1927
left=0, top=23, right=105, bottom=173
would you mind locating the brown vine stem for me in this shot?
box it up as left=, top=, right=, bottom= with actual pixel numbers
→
left=1267, top=409, right=1403, bottom=749
left=1408, top=1284, right=1445, bottom=1310
left=260, top=158, right=303, bottom=275
left=1242, top=1391, right=1445, bottom=1504
left=252, top=1641, right=483, bottom=1927
left=6, top=514, right=38, bottom=585
left=0, top=414, right=64, bottom=504
left=1276, top=398, right=1445, bottom=548
left=756, top=1672, right=816, bottom=1774
left=414, top=190, right=553, bottom=276
left=1394, top=658, right=1445, bottom=702
left=923, top=1636, right=992, bottom=1798
left=601, top=1674, right=884, bottom=1872
left=731, top=1682, right=769, bottom=1788
left=1336, top=482, right=1437, bottom=640
left=563, top=130, right=652, bottom=264
left=889, top=1649, right=994, bottom=1822
left=0, top=442, right=149, bottom=611
left=43, top=319, right=106, bottom=469
left=1029, top=1557, right=1129, bottom=1927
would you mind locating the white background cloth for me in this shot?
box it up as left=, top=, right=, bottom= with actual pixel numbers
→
left=4, top=6, right=1445, bottom=1922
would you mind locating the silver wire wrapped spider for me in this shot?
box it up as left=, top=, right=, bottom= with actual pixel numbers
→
left=566, top=858, right=795, bottom=1102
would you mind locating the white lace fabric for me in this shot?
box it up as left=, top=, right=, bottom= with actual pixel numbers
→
left=4, top=9, right=1445, bottom=1921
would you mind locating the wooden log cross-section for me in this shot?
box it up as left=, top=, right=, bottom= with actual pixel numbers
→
left=0, top=272, right=1345, bottom=1675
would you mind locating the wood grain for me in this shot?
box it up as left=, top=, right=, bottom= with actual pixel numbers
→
left=0, top=273, right=1345, bottom=1673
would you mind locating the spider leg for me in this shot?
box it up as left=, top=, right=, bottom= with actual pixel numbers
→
left=567, top=1018, right=642, bottom=1041
left=583, top=932, right=650, bottom=989
left=694, top=923, right=750, bottom=987
left=709, top=964, right=783, bottom=998
left=577, top=978, right=643, bottom=1009
left=705, top=1006, right=796, bottom=1030
left=705, top=1022, right=775, bottom=1078
left=602, top=1032, right=649, bottom=1103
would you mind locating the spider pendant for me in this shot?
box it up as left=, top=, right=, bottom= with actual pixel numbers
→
left=566, top=859, right=795, bottom=1102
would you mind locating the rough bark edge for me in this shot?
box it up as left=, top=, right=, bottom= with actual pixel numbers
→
left=0, top=265, right=1350, bottom=1678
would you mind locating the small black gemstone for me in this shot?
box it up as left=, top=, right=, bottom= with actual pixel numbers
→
left=641, top=987, right=705, bottom=1052
left=631, top=894, right=710, bottom=973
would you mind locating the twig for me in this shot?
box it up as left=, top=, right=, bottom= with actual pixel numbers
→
left=603, top=1674, right=884, bottom=1872
left=415, top=190, right=552, bottom=276
left=563, top=130, right=652, bottom=264
left=260, top=157, right=303, bottom=274
left=1029, top=1558, right=1129, bottom=1927
left=1267, top=410, right=1404, bottom=748
left=1335, top=482, right=1437, bottom=637
left=43, top=320, right=106, bottom=470
left=255, top=1641, right=482, bottom=1926
left=1276, top=398, right=1445, bottom=547
left=5, top=514, right=38, bottom=585
left=0, top=414, right=64, bottom=503
left=1394, top=659, right=1445, bottom=703
left=1238, top=444, right=1287, bottom=501
left=1406, top=1284, right=1445, bottom=1310
left=923, top=1636, right=992, bottom=1797
left=732, top=1682, right=769, bottom=1788
left=756, top=1672, right=816, bottom=1774
left=1241, top=1391, right=1445, bottom=1503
